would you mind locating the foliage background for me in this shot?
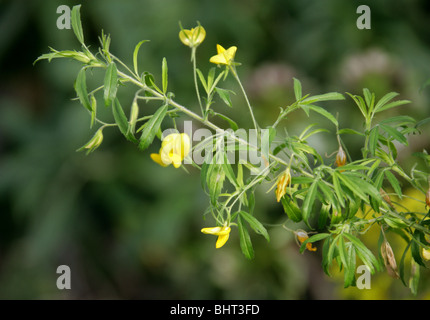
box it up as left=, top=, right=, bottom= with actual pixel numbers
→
left=0, top=0, right=430, bottom=299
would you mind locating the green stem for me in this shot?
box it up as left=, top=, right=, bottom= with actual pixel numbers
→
left=231, top=67, right=259, bottom=130
left=191, top=48, right=204, bottom=116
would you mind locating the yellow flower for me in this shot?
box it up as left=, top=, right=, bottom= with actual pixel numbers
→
left=179, top=26, right=206, bottom=48
left=150, top=133, right=190, bottom=168
left=275, top=168, right=291, bottom=202
left=295, top=230, right=317, bottom=252
left=209, top=44, right=237, bottom=66
left=201, top=226, right=231, bottom=248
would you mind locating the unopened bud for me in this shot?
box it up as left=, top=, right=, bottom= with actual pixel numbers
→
left=129, top=100, right=139, bottom=133
left=335, top=146, right=346, bottom=167
left=77, top=128, right=104, bottom=155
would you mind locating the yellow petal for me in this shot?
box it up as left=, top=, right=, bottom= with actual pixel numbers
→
left=201, top=226, right=231, bottom=236
left=192, top=26, right=206, bottom=45
left=180, top=133, right=191, bottom=158
left=179, top=29, right=193, bottom=47
left=201, top=226, right=223, bottom=235
left=160, top=148, right=173, bottom=166
left=210, top=53, right=228, bottom=65
left=223, top=46, right=237, bottom=61
left=150, top=153, right=168, bottom=167
left=168, top=153, right=183, bottom=168
left=216, top=233, right=230, bottom=248
left=161, top=133, right=180, bottom=149
left=216, top=44, right=226, bottom=54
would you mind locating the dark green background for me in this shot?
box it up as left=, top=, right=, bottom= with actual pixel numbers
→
left=0, top=0, right=429, bottom=299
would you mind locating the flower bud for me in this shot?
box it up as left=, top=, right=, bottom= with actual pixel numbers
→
left=179, top=26, right=206, bottom=48
left=335, top=145, right=347, bottom=167
left=77, top=128, right=103, bottom=155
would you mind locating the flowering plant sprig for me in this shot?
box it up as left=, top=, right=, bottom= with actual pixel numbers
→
left=36, top=5, right=430, bottom=293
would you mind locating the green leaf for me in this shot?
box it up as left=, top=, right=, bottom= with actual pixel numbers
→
left=211, top=112, right=239, bottom=131
left=302, top=92, right=345, bottom=104
left=281, top=196, right=303, bottom=223
left=71, top=5, right=84, bottom=44
left=411, top=230, right=426, bottom=267
left=215, top=87, right=235, bottom=108
left=332, top=173, right=345, bottom=208
left=415, top=117, right=430, bottom=129
left=206, top=67, right=216, bottom=92
left=207, top=164, right=225, bottom=205
left=299, top=233, right=331, bottom=254
left=363, top=88, right=375, bottom=113
left=74, top=68, right=92, bottom=112
left=380, top=115, right=416, bottom=126
left=112, top=98, right=136, bottom=142
left=162, top=57, right=168, bottom=94
left=345, top=243, right=356, bottom=288
left=133, top=40, right=150, bottom=76
left=337, top=128, right=365, bottom=137
left=374, top=92, right=399, bottom=112
left=375, top=99, right=410, bottom=113
left=104, top=62, right=118, bottom=107
left=380, top=124, right=408, bottom=145
left=307, top=105, right=338, bottom=126
left=322, top=236, right=334, bottom=276
left=293, top=78, right=302, bottom=100
left=223, top=154, right=238, bottom=188
left=344, top=233, right=380, bottom=274
left=335, top=172, right=368, bottom=203
left=347, top=93, right=368, bottom=119
left=368, top=126, right=379, bottom=156
left=196, top=68, right=208, bottom=94
left=399, top=242, right=411, bottom=286
left=384, top=171, right=402, bottom=198
left=138, top=103, right=168, bottom=150
left=302, top=180, right=318, bottom=227
left=317, top=181, right=339, bottom=210
left=239, top=211, right=270, bottom=242
left=238, top=215, right=254, bottom=260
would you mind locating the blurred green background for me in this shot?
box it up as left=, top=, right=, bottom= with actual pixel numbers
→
left=1, top=0, right=430, bottom=299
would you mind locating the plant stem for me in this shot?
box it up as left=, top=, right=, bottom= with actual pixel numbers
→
left=231, top=67, right=259, bottom=131
left=191, top=48, right=204, bottom=116
left=116, top=70, right=291, bottom=168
